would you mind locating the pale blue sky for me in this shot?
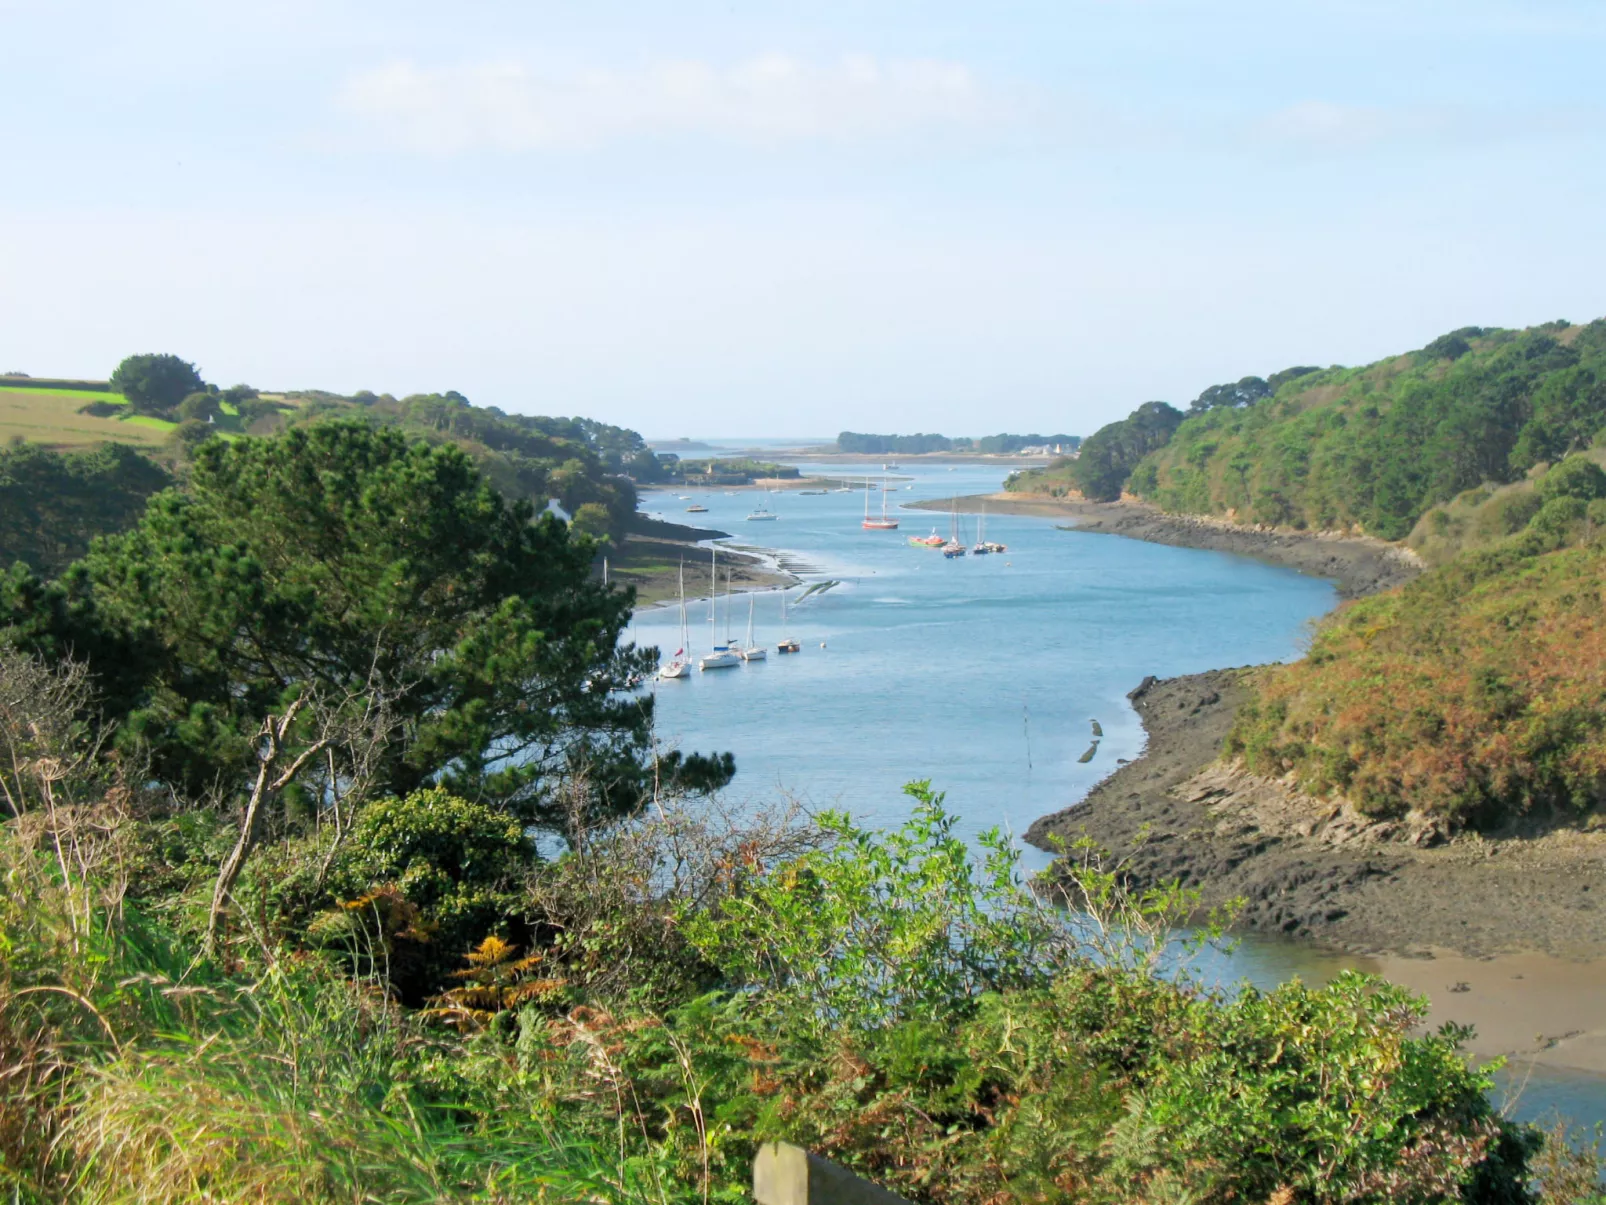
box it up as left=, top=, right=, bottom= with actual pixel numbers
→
left=3, top=1, right=1604, bottom=436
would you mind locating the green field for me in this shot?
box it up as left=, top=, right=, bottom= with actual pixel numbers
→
left=0, top=385, right=171, bottom=448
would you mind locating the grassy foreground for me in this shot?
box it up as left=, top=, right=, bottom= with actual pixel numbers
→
left=4, top=753, right=1601, bottom=1203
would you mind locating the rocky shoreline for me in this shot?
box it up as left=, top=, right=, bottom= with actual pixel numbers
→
left=1026, top=670, right=1606, bottom=961
left=914, top=493, right=1423, bottom=599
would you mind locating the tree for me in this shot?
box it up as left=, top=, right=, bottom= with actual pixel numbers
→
left=0, top=442, right=171, bottom=577
left=109, top=354, right=206, bottom=416
left=176, top=390, right=222, bottom=422
left=7, top=421, right=733, bottom=832
left=1072, top=401, right=1184, bottom=502
left=1189, top=376, right=1271, bottom=413
left=570, top=501, right=613, bottom=541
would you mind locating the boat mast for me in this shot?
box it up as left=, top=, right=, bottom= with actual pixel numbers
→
left=678, top=560, right=688, bottom=654
left=708, top=545, right=718, bottom=647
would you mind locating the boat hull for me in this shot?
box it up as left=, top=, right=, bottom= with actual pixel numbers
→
left=698, top=649, right=741, bottom=670
left=862, top=519, right=900, bottom=530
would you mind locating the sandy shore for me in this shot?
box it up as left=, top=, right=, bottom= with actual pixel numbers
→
left=914, top=493, right=1423, bottom=599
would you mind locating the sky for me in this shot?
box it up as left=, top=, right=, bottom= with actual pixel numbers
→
left=3, top=0, right=1605, bottom=438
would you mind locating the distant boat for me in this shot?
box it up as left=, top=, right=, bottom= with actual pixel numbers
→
left=686, top=503, right=707, bottom=513
left=746, top=500, right=778, bottom=521
left=659, top=562, right=692, bottom=679
left=740, top=593, right=766, bottom=661
left=798, top=489, right=827, bottom=495
left=776, top=588, right=801, bottom=654
left=862, top=477, right=899, bottom=530
left=909, top=529, right=945, bottom=548
left=971, top=500, right=992, bottom=555
left=942, top=497, right=967, bottom=557
left=698, top=548, right=740, bottom=670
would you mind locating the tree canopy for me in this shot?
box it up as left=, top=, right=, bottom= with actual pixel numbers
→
left=1132, top=320, right=1606, bottom=537
left=1065, top=401, right=1184, bottom=502
left=1, top=421, right=731, bottom=829
left=109, top=353, right=206, bottom=416
left=0, top=441, right=172, bottom=576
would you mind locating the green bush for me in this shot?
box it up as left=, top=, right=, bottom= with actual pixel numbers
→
left=1492, top=488, right=1543, bottom=534
left=1530, top=494, right=1589, bottom=540
left=322, top=788, right=534, bottom=998
left=1537, top=456, right=1606, bottom=504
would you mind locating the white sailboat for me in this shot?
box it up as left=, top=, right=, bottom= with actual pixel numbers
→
left=776, top=587, right=801, bottom=654
left=659, top=561, right=692, bottom=678
left=740, top=592, right=766, bottom=661
left=698, top=546, right=740, bottom=670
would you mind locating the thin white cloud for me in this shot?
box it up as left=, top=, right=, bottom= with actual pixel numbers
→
left=337, top=54, right=994, bottom=152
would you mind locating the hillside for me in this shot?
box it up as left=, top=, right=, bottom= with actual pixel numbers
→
left=0, top=364, right=663, bottom=570
left=1010, top=320, right=1606, bottom=540
left=1227, top=455, right=1606, bottom=834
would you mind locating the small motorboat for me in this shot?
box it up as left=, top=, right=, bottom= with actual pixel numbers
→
left=686, top=503, right=708, bottom=513
left=909, top=530, right=945, bottom=548
left=746, top=501, right=778, bottom=521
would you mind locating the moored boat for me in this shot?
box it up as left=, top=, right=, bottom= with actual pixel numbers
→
left=776, top=588, right=801, bottom=653
left=659, top=562, right=693, bottom=679
left=861, top=476, right=900, bottom=530
left=740, top=593, right=767, bottom=661
left=698, top=549, right=741, bottom=670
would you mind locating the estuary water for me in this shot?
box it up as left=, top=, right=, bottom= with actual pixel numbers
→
left=632, top=459, right=1606, bottom=1135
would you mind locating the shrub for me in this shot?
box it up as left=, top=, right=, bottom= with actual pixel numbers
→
left=1530, top=495, right=1589, bottom=540
left=1537, top=456, right=1606, bottom=504
left=321, top=788, right=533, bottom=998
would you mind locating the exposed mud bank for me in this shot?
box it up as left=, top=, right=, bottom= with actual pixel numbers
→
left=1026, top=671, right=1606, bottom=962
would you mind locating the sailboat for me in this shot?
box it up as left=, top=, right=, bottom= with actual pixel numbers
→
left=776, top=587, right=801, bottom=654
left=942, top=497, right=967, bottom=558
left=861, top=476, right=899, bottom=530
left=659, top=561, right=692, bottom=679
left=745, top=498, right=778, bottom=521
left=971, top=500, right=992, bottom=555
left=697, top=547, right=740, bottom=670
left=740, top=592, right=767, bottom=660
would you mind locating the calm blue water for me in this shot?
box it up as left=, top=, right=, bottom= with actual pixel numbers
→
left=632, top=459, right=1606, bottom=1137
left=637, top=461, right=1330, bottom=861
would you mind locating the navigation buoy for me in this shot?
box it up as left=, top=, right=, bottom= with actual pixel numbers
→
left=820, top=641, right=827, bottom=649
